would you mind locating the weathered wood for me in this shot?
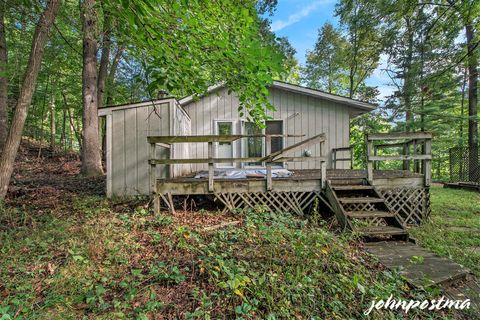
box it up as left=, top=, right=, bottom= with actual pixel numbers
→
left=369, top=154, right=431, bottom=161
left=147, top=134, right=305, bottom=144
left=338, top=197, right=384, bottom=204
left=106, top=114, right=113, bottom=197
left=149, top=157, right=262, bottom=164
left=208, top=141, right=213, bottom=192
left=149, top=143, right=156, bottom=194
left=260, top=133, right=326, bottom=162
left=148, top=156, right=326, bottom=165
left=367, top=132, right=432, bottom=141
left=424, top=139, right=432, bottom=186
left=367, top=139, right=373, bottom=183
left=357, top=226, right=406, bottom=236
left=345, top=211, right=396, bottom=218
left=157, top=178, right=322, bottom=195
left=155, top=142, right=171, bottom=149
left=324, top=182, right=349, bottom=230
left=266, top=135, right=272, bottom=191
left=321, top=161, right=327, bottom=189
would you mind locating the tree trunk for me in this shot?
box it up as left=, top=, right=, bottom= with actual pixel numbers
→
left=105, top=46, right=123, bottom=106
left=60, top=99, right=66, bottom=151
left=465, top=23, right=479, bottom=182
left=50, top=94, right=55, bottom=149
left=0, top=6, right=8, bottom=152
left=404, top=18, right=414, bottom=133
left=80, top=0, right=104, bottom=176
left=0, top=0, right=61, bottom=199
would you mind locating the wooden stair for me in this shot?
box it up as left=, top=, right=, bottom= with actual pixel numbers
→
left=325, top=178, right=407, bottom=239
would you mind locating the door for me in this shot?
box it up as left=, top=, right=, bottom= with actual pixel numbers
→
left=244, top=122, right=263, bottom=166
left=266, top=120, right=284, bottom=167
left=216, top=121, right=234, bottom=168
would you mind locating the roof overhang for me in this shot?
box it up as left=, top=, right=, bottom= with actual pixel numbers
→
left=178, top=81, right=377, bottom=115
left=98, top=97, right=176, bottom=116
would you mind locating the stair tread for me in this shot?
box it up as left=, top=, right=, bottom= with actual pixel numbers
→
left=338, top=197, right=384, bottom=203
left=333, top=185, right=373, bottom=190
left=356, top=226, right=406, bottom=235
left=346, top=210, right=396, bottom=218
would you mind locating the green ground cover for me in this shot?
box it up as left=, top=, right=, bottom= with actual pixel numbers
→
left=410, top=186, right=480, bottom=277
left=0, top=195, right=455, bottom=319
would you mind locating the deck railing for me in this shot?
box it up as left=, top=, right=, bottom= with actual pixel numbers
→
left=332, top=146, right=353, bottom=169
left=147, top=134, right=327, bottom=211
left=366, top=132, right=433, bottom=186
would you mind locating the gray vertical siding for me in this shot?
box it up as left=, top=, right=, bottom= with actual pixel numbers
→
left=110, top=101, right=171, bottom=196
left=182, top=87, right=351, bottom=172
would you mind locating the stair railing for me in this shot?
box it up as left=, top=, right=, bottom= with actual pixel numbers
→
left=366, top=132, right=433, bottom=186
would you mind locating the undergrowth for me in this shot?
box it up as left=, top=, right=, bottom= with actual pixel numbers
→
left=0, top=196, right=456, bottom=319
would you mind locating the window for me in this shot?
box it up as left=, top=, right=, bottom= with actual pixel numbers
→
left=245, top=122, right=263, bottom=166
left=243, top=120, right=284, bottom=167
left=216, top=121, right=233, bottom=167
left=266, top=120, right=283, bottom=166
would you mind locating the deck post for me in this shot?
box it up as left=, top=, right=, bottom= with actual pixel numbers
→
left=403, top=142, right=409, bottom=170
left=149, top=142, right=160, bottom=214
left=266, top=135, right=272, bottom=191
left=320, top=141, right=326, bottom=188
left=208, top=141, right=214, bottom=192
left=373, top=145, right=378, bottom=170
left=366, top=137, right=373, bottom=183
left=424, top=138, right=432, bottom=186
left=332, top=149, right=337, bottom=169
left=350, top=146, right=353, bottom=169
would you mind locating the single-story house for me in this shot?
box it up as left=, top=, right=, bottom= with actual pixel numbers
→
left=98, top=80, right=376, bottom=197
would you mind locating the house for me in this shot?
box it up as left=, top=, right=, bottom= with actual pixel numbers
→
left=98, top=80, right=375, bottom=198
left=99, top=80, right=433, bottom=238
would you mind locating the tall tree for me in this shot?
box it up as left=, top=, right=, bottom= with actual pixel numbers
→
left=80, top=0, right=103, bottom=176
left=0, top=0, right=61, bottom=199
left=303, top=23, right=348, bottom=94
left=461, top=0, right=479, bottom=181
left=336, top=0, right=383, bottom=98
left=0, top=4, right=7, bottom=152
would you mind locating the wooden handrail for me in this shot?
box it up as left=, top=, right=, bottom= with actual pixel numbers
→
left=148, top=133, right=327, bottom=194
left=366, top=132, right=432, bottom=186
left=332, top=146, right=353, bottom=169
left=147, top=134, right=305, bottom=144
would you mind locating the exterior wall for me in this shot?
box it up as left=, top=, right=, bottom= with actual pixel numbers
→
left=182, top=87, right=351, bottom=172
left=107, top=100, right=173, bottom=196
left=171, top=100, right=192, bottom=177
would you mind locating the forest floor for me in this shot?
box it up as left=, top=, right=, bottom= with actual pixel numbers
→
left=0, top=139, right=475, bottom=319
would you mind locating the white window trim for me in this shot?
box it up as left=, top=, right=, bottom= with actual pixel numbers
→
left=213, top=119, right=236, bottom=168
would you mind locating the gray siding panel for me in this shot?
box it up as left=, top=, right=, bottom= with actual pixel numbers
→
left=110, top=101, right=172, bottom=196
left=182, top=87, right=352, bottom=172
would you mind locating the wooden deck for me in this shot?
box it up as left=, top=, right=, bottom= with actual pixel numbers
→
left=156, top=169, right=424, bottom=195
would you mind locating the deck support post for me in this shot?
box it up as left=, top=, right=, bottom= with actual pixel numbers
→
left=332, top=149, right=337, bottom=169
left=403, top=142, right=410, bottom=170
left=266, top=135, right=272, bottom=191
left=367, top=138, right=373, bottom=183
left=320, top=141, right=326, bottom=188
left=424, top=139, right=432, bottom=186
left=208, top=141, right=214, bottom=192
left=149, top=142, right=159, bottom=214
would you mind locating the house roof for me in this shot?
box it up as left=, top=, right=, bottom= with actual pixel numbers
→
left=99, top=81, right=377, bottom=117
left=178, top=80, right=377, bottom=113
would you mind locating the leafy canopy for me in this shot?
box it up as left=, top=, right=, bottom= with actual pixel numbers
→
left=107, top=0, right=284, bottom=124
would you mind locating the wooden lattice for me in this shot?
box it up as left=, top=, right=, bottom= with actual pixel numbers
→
left=342, top=202, right=376, bottom=212
left=213, top=191, right=324, bottom=216
left=378, top=187, right=430, bottom=225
